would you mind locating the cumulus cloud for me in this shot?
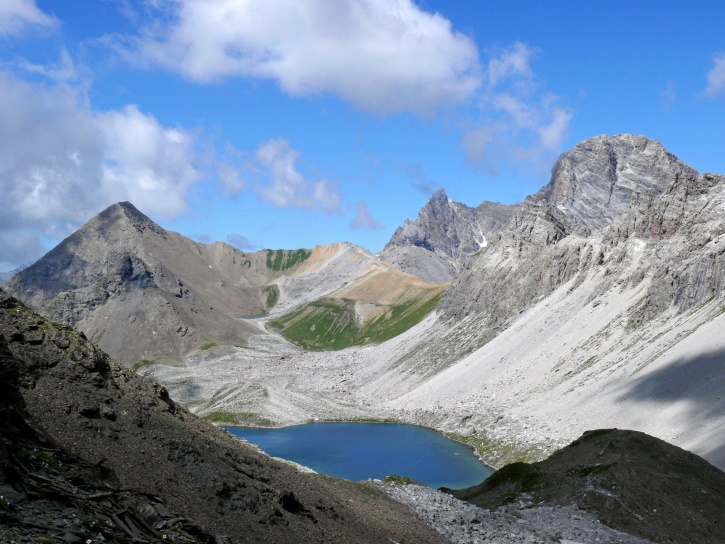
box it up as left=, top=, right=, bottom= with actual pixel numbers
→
left=256, top=138, right=341, bottom=213
left=350, top=201, right=381, bottom=230
left=0, top=71, right=203, bottom=271
left=0, top=0, right=58, bottom=36
left=464, top=42, right=573, bottom=176
left=703, top=52, right=725, bottom=98
left=226, top=233, right=255, bottom=251
left=125, top=0, right=480, bottom=114
left=98, top=104, right=202, bottom=218
left=487, top=41, right=534, bottom=87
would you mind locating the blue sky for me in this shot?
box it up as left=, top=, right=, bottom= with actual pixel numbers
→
left=1, top=0, right=724, bottom=271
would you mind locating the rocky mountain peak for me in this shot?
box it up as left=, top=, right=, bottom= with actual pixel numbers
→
left=380, top=188, right=520, bottom=283
left=536, top=133, right=698, bottom=230
left=426, top=187, right=450, bottom=207
left=92, top=200, right=166, bottom=238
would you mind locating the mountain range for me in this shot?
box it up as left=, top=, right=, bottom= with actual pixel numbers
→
left=2, top=133, right=724, bottom=541
left=4, top=204, right=443, bottom=364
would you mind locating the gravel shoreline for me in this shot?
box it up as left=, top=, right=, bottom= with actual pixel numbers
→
left=376, top=482, right=653, bottom=544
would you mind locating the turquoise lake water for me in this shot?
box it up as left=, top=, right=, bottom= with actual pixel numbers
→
left=225, top=422, right=494, bottom=490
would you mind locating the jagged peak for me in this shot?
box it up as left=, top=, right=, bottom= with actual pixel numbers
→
left=422, top=187, right=450, bottom=210
left=429, top=187, right=447, bottom=199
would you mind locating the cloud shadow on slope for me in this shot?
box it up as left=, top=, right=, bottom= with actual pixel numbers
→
left=619, top=348, right=725, bottom=416
left=617, top=348, right=725, bottom=466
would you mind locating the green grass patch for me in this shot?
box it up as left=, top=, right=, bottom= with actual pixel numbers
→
left=198, top=341, right=217, bottom=351
left=269, top=291, right=444, bottom=351
left=265, top=248, right=311, bottom=271
left=131, top=359, right=156, bottom=373
left=446, top=432, right=546, bottom=469
left=203, top=410, right=276, bottom=427
left=263, top=284, right=280, bottom=309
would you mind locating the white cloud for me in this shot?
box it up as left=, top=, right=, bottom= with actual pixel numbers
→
left=97, top=104, right=202, bottom=219
left=217, top=163, right=246, bottom=196
left=0, top=0, right=58, bottom=36
left=0, top=71, right=203, bottom=271
left=216, top=143, right=253, bottom=196
left=704, top=52, right=725, bottom=98
left=464, top=43, right=573, bottom=177
left=256, top=138, right=341, bottom=213
left=350, top=200, right=381, bottom=230
left=487, top=41, right=534, bottom=87
left=538, top=106, right=573, bottom=150
left=18, top=49, right=81, bottom=84
left=127, top=0, right=480, bottom=114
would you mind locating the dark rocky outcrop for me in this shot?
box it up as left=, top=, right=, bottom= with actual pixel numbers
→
left=452, top=429, right=725, bottom=544
left=0, top=311, right=223, bottom=542
left=0, top=290, right=448, bottom=543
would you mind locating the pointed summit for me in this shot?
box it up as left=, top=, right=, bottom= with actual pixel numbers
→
left=91, top=201, right=166, bottom=237
left=428, top=187, right=448, bottom=202
left=3, top=202, right=266, bottom=364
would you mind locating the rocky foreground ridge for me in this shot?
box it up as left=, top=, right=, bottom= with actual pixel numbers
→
left=451, top=428, right=725, bottom=544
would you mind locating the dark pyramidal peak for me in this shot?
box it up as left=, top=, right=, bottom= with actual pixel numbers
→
left=3, top=201, right=312, bottom=365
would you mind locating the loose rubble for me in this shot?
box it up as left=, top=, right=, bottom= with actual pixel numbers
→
left=378, top=482, right=653, bottom=544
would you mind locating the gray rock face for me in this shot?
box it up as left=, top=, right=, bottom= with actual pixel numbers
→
left=537, top=133, right=697, bottom=230
left=380, top=188, right=520, bottom=282
left=439, top=135, right=725, bottom=342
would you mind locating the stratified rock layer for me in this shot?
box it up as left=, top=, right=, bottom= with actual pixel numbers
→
left=440, top=135, right=725, bottom=328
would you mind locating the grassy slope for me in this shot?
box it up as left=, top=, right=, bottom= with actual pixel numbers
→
left=269, top=291, right=444, bottom=351
left=266, top=248, right=312, bottom=271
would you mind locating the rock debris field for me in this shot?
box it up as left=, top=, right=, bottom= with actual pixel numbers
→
left=378, top=482, right=653, bottom=544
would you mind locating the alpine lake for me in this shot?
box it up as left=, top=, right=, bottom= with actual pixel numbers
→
left=225, top=422, right=494, bottom=490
